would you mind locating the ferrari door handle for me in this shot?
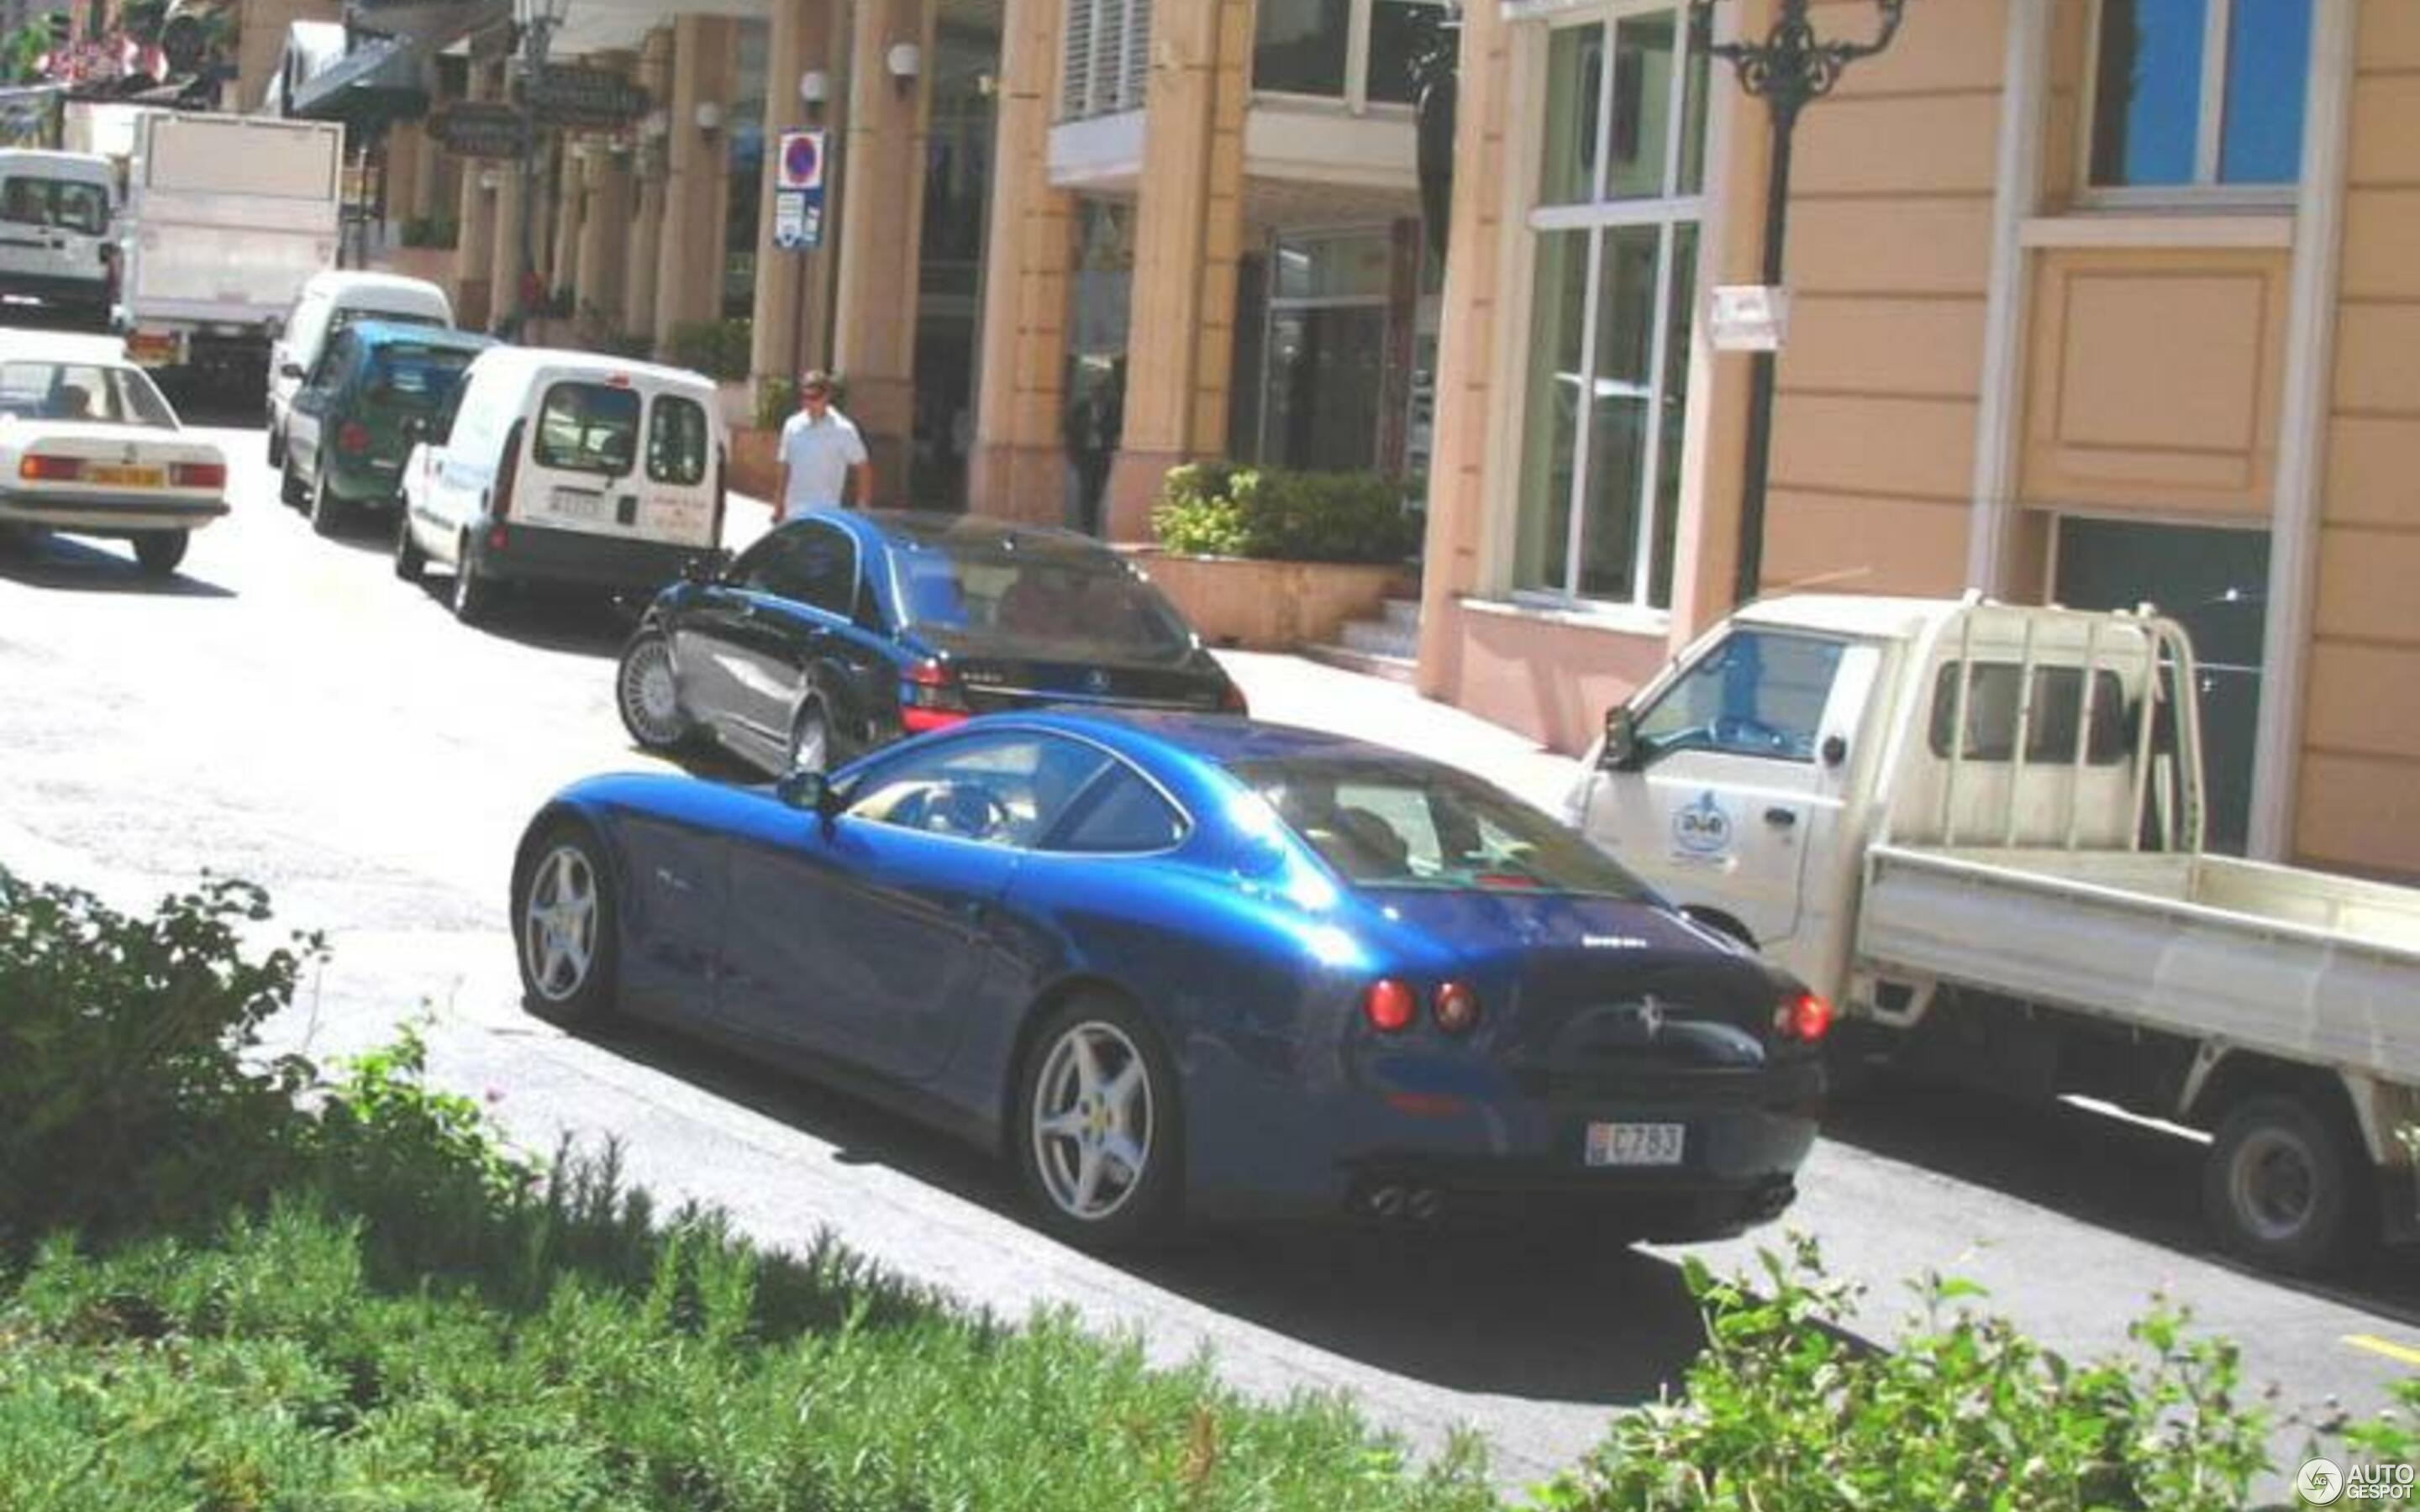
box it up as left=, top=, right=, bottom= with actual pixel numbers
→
left=1764, top=807, right=1798, bottom=829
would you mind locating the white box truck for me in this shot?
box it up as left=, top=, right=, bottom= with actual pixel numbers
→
left=117, top=111, right=343, bottom=390
left=1564, top=594, right=2420, bottom=1276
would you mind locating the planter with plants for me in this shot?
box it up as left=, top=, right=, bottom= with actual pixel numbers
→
left=1139, top=461, right=1420, bottom=652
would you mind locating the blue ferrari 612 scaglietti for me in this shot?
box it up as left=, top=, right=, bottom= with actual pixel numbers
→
left=510, top=712, right=1828, bottom=1248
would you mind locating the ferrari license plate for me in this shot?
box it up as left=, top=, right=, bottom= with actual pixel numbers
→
left=1586, top=1121, right=1686, bottom=1168
left=86, top=464, right=163, bottom=488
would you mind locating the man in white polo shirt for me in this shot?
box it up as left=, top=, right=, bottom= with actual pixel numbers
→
left=773, top=370, right=872, bottom=521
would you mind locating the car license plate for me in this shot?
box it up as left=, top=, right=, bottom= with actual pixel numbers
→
left=1586, top=1121, right=1686, bottom=1168
left=86, top=464, right=162, bottom=488
left=550, top=488, right=602, bottom=521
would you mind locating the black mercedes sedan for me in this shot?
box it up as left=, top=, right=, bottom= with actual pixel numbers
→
left=614, top=509, right=1248, bottom=774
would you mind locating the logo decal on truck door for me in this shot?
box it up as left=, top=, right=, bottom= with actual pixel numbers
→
left=1672, top=790, right=1733, bottom=860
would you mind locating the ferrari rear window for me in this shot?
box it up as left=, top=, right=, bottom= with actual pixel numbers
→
left=1231, top=756, right=1654, bottom=900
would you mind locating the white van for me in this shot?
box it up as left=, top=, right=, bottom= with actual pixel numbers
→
left=392, top=347, right=726, bottom=622
left=266, top=270, right=450, bottom=461
left=0, top=150, right=118, bottom=326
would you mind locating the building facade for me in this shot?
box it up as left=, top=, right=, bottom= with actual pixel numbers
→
left=1413, top=0, right=2417, bottom=882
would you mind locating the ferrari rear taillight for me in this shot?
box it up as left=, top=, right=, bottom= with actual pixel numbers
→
left=1361, top=978, right=1418, bottom=1033
left=171, top=461, right=224, bottom=489
left=1432, top=981, right=1481, bottom=1035
left=900, top=658, right=970, bottom=734
left=18, top=454, right=82, bottom=481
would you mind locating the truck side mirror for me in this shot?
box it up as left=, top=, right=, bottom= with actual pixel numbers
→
left=1599, top=706, right=1642, bottom=772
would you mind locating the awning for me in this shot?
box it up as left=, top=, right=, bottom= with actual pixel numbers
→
left=276, top=21, right=434, bottom=123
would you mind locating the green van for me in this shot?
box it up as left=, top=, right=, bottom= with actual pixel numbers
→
left=281, top=320, right=492, bottom=537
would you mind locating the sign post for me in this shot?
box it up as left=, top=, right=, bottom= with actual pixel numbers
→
left=773, top=129, right=828, bottom=380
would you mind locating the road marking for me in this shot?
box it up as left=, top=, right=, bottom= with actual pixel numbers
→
left=2346, top=1334, right=2420, bottom=1368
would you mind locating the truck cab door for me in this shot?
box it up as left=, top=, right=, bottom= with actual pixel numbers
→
left=1577, top=627, right=1860, bottom=958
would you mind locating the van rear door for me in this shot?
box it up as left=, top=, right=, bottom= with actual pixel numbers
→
left=515, top=376, right=717, bottom=548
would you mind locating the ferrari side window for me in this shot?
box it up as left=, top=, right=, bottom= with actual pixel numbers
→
left=847, top=732, right=1107, bottom=848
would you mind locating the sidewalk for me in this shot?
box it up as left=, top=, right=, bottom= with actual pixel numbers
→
left=1215, top=648, right=1581, bottom=817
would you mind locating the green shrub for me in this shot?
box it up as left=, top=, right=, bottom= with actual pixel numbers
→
left=1538, top=1236, right=2275, bottom=1512
left=1152, top=462, right=1416, bottom=564
left=665, top=318, right=753, bottom=381
left=755, top=373, right=798, bottom=431
left=0, top=869, right=323, bottom=1256
left=398, top=216, right=459, bottom=249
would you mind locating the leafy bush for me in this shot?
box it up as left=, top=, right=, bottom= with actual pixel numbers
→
left=1153, top=462, right=1418, bottom=564
left=755, top=373, right=798, bottom=431
left=398, top=216, right=459, bottom=249
left=1538, top=1236, right=2275, bottom=1512
left=665, top=318, right=754, bottom=381
left=0, top=869, right=323, bottom=1256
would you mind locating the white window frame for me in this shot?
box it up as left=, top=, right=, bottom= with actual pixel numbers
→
left=2077, top=0, right=2304, bottom=211
left=1250, top=0, right=1449, bottom=116
left=1509, top=0, right=1703, bottom=614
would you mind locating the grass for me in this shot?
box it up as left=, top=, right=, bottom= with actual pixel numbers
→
left=0, top=1147, right=1502, bottom=1512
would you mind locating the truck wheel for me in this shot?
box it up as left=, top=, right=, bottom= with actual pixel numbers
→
left=279, top=454, right=307, bottom=508
left=392, top=507, right=425, bottom=583
left=2202, top=1093, right=2360, bottom=1275
left=266, top=427, right=284, bottom=467
left=451, top=535, right=494, bottom=623
left=132, top=530, right=187, bottom=577
left=308, top=466, right=345, bottom=538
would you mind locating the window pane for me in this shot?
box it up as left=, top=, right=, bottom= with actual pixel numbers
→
left=534, top=382, right=640, bottom=474
left=1677, top=36, right=1711, bottom=195
left=1635, top=631, right=1847, bottom=764
left=1263, top=307, right=1386, bottom=472
left=648, top=395, right=712, bottom=486
left=1576, top=226, right=1659, bottom=599
left=1649, top=223, right=1698, bottom=610
left=1513, top=231, right=1589, bottom=594
left=1255, top=0, right=1349, bottom=96
left=1050, top=764, right=1187, bottom=853
left=1539, top=24, right=1604, bottom=206
left=1270, top=232, right=1391, bottom=300
left=2219, top=0, right=2310, bottom=184
left=1606, top=13, right=1676, bottom=199
left=1367, top=1, right=1444, bottom=106
left=849, top=733, right=1107, bottom=848
left=1928, top=664, right=2130, bottom=765
left=2089, top=0, right=2207, bottom=187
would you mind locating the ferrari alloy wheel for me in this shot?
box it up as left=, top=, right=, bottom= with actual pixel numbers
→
left=616, top=633, right=691, bottom=751
left=1018, top=997, right=1181, bottom=1246
left=513, top=826, right=618, bottom=1024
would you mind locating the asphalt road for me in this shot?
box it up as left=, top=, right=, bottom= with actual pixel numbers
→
left=1, top=412, right=2412, bottom=1491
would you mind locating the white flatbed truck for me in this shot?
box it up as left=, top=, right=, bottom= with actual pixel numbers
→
left=1565, top=594, right=2420, bottom=1275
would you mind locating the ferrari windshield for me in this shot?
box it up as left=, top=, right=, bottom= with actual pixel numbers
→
left=1232, top=756, right=1655, bottom=900
left=0, top=360, right=176, bottom=429
left=890, top=538, right=1196, bottom=660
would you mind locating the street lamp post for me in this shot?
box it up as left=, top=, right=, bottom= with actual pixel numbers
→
left=1691, top=0, right=1906, bottom=606
left=513, top=0, right=571, bottom=332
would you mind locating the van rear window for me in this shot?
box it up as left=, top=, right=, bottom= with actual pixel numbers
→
left=534, top=382, right=639, bottom=475
left=648, top=395, right=710, bottom=486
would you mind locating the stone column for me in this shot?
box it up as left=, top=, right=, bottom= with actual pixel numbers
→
left=570, top=50, right=638, bottom=330
left=489, top=156, right=525, bottom=329
left=832, top=0, right=938, bottom=503
left=451, top=60, right=506, bottom=330
left=550, top=141, right=584, bottom=299
left=749, top=0, right=839, bottom=401
left=408, top=116, right=444, bottom=223
left=654, top=13, right=737, bottom=354
left=1099, top=0, right=1250, bottom=541
left=967, top=0, right=1073, bottom=524
left=384, top=120, right=422, bottom=242
left=622, top=29, right=674, bottom=342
